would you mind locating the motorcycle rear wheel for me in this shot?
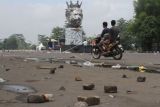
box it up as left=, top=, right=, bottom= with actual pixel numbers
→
left=112, top=47, right=123, bottom=60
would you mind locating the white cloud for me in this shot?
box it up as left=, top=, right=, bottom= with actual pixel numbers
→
left=0, top=0, right=134, bottom=43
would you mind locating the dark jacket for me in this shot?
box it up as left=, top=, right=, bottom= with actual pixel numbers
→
left=109, top=26, right=120, bottom=42
left=101, top=27, right=110, bottom=38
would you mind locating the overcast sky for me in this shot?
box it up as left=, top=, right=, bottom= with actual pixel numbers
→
left=0, top=0, right=134, bottom=44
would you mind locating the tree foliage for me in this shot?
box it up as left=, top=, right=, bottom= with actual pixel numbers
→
left=51, top=27, right=64, bottom=40
left=1, top=34, right=36, bottom=50
left=38, top=34, right=49, bottom=47
left=131, top=0, right=160, bottom=51
left=117, top=18, right=135, bottom=50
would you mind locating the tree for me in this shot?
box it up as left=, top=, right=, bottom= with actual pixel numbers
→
left=131, top=0, right=160, bottom=51
left=38, top=34, right=49, bottom=47
left=0, top=40, right=3, bottom=50
left=4, top=36, right=18, bottom=50
left=51, top=27, right=64, bottom=40
left=1, top=34, right=34, bottom=50
left=11, top=34, right=27, bottom=49
left=117, top=18, right=135, bottom=50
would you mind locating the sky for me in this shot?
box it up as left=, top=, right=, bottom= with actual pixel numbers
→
left=0, top=0, right=134, bottom=44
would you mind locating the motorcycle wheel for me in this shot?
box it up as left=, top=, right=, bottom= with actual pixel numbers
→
left=91, top=46, right=101, bottom=59
left=112, top=46, right=123, bottom=60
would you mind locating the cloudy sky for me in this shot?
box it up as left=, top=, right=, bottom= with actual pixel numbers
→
left=0, top=0, right=134, bottom=43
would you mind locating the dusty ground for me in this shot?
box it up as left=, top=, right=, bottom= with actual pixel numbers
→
left=0, top=51, right=160, bottom=107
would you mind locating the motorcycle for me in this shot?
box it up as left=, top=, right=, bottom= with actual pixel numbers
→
left=91, top=37, right=124, bottom=60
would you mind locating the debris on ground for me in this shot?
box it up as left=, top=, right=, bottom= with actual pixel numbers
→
left=5, top=68, right=10, bottom=71
left=74, top=102, right=88, bottom=107
left=83, top=61, right=94, bottom=67
left=75, top=76, right=82, bottom=81
left=83, top=83, right=95, bottom=90
left=50, top=68, right=56, bottom=74
left=77, top=96, right=100, bottom=106
left=59, top=86, right=66, bottom=91
left=73, top=64, right=83, bottom=67
left=112, top=64, right=122, bottom=69
left=126, top=90, right=137, bottom=94
left=104, top=86, right=118, bottom=93
left=70, top=56, right=76, bottom=59
left=43, top=76, right=52, bottom=80
left=27, top=94, right=54, bottom=103
left=108, top=94, right=115, bottom=98
left=122, top=74, right=127, bottom=78
left=36, top=66, right=53, bottom=70
left=1, top=84, right=36, bottom=93
left=70, top=60, right=78, bottom=64
left=58, top=65, right=64, bottom=68
left=137, top=76, right=146, bottom=82
left=0, top=78, right=6, bottom=83
left=66, top=60, right=78, bottom=64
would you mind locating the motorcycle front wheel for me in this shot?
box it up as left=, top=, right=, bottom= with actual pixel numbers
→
left=112, top=46, right=123, bottom=60
left=91, top=46, right=101, bottom=59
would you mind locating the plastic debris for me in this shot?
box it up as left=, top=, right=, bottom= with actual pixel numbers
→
left=83, top=61, right=94, bottom=67
left=1, top=84, right=36, bottom=93
left=139, top=66, right=147, bottom=72
left=112, top=64, right=121, bottom=69
left=0, top=78, right=6, bottom=83
left=108, top=94, right=115, bottom=98
left=74, top=102, right=88, bottom=107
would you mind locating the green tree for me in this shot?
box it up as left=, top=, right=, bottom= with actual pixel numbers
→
left=11, top=34, right=27, bottom=49
left=51, top=27, right=64, bottom=40
left=4, top=36, right=18, bottom=49
left=131, top=0, right=160, bottom=51
left=2, top=34, right=32, bottom=50
left=0, top=40, right=3, bottom=50
left=38, top=34, right=49, bottom=47
left=117, top=18, right=135, bottom=50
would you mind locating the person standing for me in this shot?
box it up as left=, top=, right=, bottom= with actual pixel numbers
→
left=48, top=38, right=53, bottom=51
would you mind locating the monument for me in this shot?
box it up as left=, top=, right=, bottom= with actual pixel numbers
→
left=65, top=0, right=84, bottom=46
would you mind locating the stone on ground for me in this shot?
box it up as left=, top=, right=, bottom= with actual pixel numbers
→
left=77, top=96, right=100, bottom=106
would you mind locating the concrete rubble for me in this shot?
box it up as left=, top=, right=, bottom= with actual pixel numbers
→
left=50, top=68, right=56, bottom=74
left=27, top=94, right=54, bottom=103
left=77, top=96, right=100, bottom=106
left=137, top=76, right=146, bottom=82
left=83, top=83, right=95, bottom=90
left=75, top=76, right=82, bottom=81
left=104, top=86, right=118, bottom=93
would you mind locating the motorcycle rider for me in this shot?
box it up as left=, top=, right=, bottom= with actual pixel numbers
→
left=101, top=20, right=120, bottom=54
left=98, top=22, right=110, bottom=51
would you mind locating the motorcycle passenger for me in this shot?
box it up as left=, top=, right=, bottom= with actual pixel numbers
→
left=109, top=20, right=120, bottom=43
left=107, top=20, right=120, bottom=51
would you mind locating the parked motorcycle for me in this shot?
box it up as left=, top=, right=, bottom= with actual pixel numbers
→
left=91, top=37, right=124, bottom=60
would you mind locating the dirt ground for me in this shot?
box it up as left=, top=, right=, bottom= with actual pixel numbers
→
left=0, top=51, right=160, bottom=107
